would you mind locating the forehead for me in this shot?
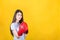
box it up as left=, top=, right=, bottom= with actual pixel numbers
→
left=17, top=12, right=22, bottom=15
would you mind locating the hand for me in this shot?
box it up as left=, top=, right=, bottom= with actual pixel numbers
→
left=17, top=36, right=20, bottom=39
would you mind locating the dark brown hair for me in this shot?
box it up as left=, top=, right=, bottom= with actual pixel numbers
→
left=10, top=9, right=24, bottom=36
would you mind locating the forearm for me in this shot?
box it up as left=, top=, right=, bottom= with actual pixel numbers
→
left=13, top=29, right=20, bottom=38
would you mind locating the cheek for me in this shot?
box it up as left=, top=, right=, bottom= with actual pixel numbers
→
left=19, top=16, right=22, bottom=19
left=16, top=15, right=19, bottom=19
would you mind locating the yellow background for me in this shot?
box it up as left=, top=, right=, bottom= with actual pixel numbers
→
left=0, top=0, right=60, bottom=40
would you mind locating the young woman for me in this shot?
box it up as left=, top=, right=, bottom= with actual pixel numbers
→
left=10, top=9, right=27, bottom=40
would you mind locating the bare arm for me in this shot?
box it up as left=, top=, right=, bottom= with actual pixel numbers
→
left=13, top=29, right=20, bottom=38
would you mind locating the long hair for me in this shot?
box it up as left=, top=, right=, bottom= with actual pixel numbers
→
left=10, top=9, right=24, bottom=36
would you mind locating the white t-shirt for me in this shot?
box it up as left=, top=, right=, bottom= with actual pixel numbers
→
left=11, top=22, right=25, bottom=40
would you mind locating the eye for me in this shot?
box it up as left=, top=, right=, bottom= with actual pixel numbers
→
left=18, top=14, right=20, bottom=16
left=17, top=14, right=21, bottom=16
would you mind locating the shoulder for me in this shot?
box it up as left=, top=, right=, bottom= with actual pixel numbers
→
left=11, top=23, right=15, bottom=26
left=10, top=23, right=16, bottom=30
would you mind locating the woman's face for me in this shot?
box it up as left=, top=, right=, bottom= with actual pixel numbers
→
left=16, top=12, right=22, bottom=21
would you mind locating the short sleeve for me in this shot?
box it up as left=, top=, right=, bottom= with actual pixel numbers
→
left=11, top=23, right=15, bottom=31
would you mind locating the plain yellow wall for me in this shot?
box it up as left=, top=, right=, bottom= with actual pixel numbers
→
left=0, top=0, right=60, bottom=40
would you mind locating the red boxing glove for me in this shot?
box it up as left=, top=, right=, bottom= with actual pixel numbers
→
left=18, top=21, right=28, bottom=36
left=22, top=22, right=28, bottom=34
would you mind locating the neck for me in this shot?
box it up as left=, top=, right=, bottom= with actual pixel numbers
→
left=16, top=20, right=19, bottom=23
